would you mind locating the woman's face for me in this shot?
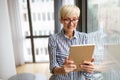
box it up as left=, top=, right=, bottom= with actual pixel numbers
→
left=61, top=14, right=79, bottom=33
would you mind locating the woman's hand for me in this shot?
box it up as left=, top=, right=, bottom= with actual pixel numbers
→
left=80, top=59, right=95, bottom=73
left=62, top=57, right=77, bottom=74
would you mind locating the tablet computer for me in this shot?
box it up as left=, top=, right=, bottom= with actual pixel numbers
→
left=68, top=44, right=95, bottom=71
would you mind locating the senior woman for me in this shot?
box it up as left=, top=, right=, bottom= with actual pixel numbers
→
left=48, top=5, right=95, bottom=80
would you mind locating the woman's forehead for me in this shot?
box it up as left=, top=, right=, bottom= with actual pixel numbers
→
left=64, top=14, right=78, bottom=18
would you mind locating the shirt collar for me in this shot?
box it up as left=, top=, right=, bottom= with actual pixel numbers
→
left=61, top=29, right=77, bottom=39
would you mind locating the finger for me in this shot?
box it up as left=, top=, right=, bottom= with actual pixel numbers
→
left=86, top=69, right=94, bottom=73
left=83, top=68, right=94, bottom=73
left=67, top=64, right=76, bottom=68
left=81, top=64, right=94, bottom=71
left=81, top=65, right=94, bottom=72
left=83, top=61, right=93, bottom=66
left=64, top=64, right=77, bottom=73
left=91, top=58, right=95, bottom=62
left=67, top=60, right=75, bottom=64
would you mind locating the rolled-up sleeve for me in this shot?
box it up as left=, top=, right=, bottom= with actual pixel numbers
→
left=48, top=34, right=59, bottom=74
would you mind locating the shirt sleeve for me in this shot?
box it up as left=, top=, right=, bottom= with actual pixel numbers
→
left=48, top=34, right=59, bottom=74
left=78, top=32, right=88, bottom=44
left=83, top=34, right=95, bottom=79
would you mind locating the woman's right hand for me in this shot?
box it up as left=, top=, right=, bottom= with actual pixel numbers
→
left=62, top=57, right=77, bottom=74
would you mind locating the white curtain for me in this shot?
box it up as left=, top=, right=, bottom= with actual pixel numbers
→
left=7, top=0, right=25, bottom=65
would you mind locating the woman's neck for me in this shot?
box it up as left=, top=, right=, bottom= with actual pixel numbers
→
left=64, top=31, right=74, bottom=39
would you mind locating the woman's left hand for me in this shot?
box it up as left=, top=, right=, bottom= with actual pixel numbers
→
left=80, top=59, right=95, bottom=73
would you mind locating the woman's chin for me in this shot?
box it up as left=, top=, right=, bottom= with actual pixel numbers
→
left=67, top=29, right=74, bottom=32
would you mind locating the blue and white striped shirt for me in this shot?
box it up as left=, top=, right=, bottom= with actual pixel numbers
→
left=48, top=30, right=93, bottom=80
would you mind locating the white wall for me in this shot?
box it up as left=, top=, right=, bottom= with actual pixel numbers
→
left=7, top=0, right=25, bottom=66
left=0, top=0, right=16, bottom=80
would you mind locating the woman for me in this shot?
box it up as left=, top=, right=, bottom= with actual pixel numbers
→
left=48, top=5, right=95, bottom=80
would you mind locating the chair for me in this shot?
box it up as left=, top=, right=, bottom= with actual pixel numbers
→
left=8, top=73, right=35, bottom=80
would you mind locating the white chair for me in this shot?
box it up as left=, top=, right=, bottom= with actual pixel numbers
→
left=8, top=73, right=35, bottom=80
left=35, top=74, right=47, bottom=80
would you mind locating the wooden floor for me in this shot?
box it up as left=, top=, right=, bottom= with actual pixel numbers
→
left=16, top=62, right=51, bottom=80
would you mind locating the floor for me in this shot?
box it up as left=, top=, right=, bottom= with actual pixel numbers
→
left=16, top=62, right=51, bottom=80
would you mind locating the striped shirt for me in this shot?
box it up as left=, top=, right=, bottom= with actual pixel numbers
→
left=48, top=30, right=93, bottom=80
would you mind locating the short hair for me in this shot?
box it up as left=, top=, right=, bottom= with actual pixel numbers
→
left=59, top=5, right=80, bottom=19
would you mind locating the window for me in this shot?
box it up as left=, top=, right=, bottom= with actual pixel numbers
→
left=19, top=0, right=54, bottom=62
left=87, top=0, right=120, bottom=79
left=38, top=13, right=41, bottom=21
left=23, top=13, right=27, bottom=21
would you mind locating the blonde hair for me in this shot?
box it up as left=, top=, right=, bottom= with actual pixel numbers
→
left=59, top=5, right=80, bottom=19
